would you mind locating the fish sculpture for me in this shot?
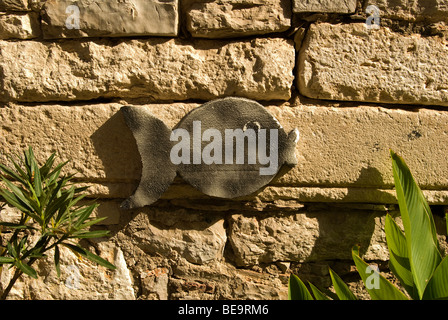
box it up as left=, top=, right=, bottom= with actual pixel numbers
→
left=120, top=97, right=299, bottom=209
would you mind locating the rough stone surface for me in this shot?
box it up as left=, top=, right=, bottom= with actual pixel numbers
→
left=0, top=38, right=294, bottom=102
left=0, top=13, right=40, bottom=39
left=41, top=0, right=178, bottom=39
left=366, top=0, right=448, bottom=22
left=0, top=242, right=135, bottom=300
left=2, top=101, right=448, bottom=203
left=185, top=0, right=291, bottom=38
left=123, top=207, right=227, bottom=265
left=0, top=0, right=28, bottom=11
left=293, top=0, right=357, bottom=13
left=298, top=23, right=448, bottom=107
left=228, top=208, right=390, bottom=267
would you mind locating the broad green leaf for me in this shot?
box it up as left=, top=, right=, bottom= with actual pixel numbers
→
left=16, top=260, right=38, bottom=279
left=329, top=268, right=357, bottom=300
left=391, top=150, right=442, bottom=298
left=352, top=246, right=408, bottom=300
left=422, top=256, right=448, bottom=300
left=385, top=214, right=417, bottom=299
left=309, top=282, right=330, bottom=300
left=288, top=274, right=314, bottom=300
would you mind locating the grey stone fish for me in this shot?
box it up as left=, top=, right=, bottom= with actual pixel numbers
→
left=120, top=97, right=299, bottom=209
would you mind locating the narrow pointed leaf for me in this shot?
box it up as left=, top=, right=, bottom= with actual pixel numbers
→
left=391, top=150, right=442, bottom=298
left=61, top=243, right=115, bottom=270
left=16, top=260, right=38, bottom=279
left=329, top=268, right=357, bottom=300
left=54, top=246, right=61, bottom=277
left=70, top=230, right=110, bottom=239
left=352, top=246, right=408, bottom=300
left=0, top=163, right=27, bottom=187
left=309, top=282, right=330, bottom=300
left=0, top=257, right=15, bottom=264
left=84, top=250, right=116, bottom=270
left=288, top=274, right=314, bottom=300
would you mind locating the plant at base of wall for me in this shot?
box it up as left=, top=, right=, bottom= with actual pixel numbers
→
left=0, top=147, right=116, bottom=300
left=289, top=150, right=448, bottom=300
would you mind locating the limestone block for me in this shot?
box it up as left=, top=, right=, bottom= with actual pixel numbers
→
left=0, top=37, right=294, bottom=102
left=0, top=12, right=40, bottom=39
left=292, top=0, right=357, bottom=13
left=0, top=243, right=135, bottom=300
left=2, top=102, right=448, bottom=204
left=41, top=0, right=178, bottom=39
left=298, top=23, right=448, bottom=107
left=366, top=0, right=448, bottom=22
left=170, top=259, right=288, bottom=299
left=125, top=208, right=227, bottom=265
left=228, top=209, right=389, bottom=266
left=0, top=0, right=28, bottom=11
left=185, top=0, right=291, bottom=38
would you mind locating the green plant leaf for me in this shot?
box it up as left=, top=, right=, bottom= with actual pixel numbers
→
left=0, top=183, right=33, bottom=214
left=288, top=274, right=314, bottom=300
left=54, top=246, right=61, bottom=278
left=352, top=246, right=408, bottom=300
left=15, top=260, right=37, bottom=279
left=0, top=257, right=15, bottom=264
left=422, top=255, right=448, bottom=300
left=0, top=222, right=36, bottom=230
left=390, top=150, right=442, bottom=298
left=61, top=243, right=115, bottom=270
left=84, top=250, right=116, bottom=270
left=0, top=163, right=28, bottom=188
left=39, top=153, right=56, bottom=178
left=329, top=268, right=357, bottom=300
left=308, top=282, right=330, bottom=300
left=32, top=158, right=43, bottom=199
left=385, top=214, right=417, bottom=299
left=70, top=230, right=110, bottom=239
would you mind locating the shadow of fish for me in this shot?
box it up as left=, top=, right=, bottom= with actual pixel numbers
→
left=120, top=97, right=299, bottom=209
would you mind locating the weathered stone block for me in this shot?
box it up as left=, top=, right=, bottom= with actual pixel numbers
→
left=0, top=12, right=40, bottom=39
left=0, top=37, right=294, bottom=102
left=293, top=0, right=357, bottom=13
left=0, top=0, right=28, bottom=11
left=185, top=0, right=291, bottom=38
left=41, top=0, right=178, bottom=39
left=125, top=208, right=226, bottom=265
left=0, top=242, right=135, bottom=300
left=366, top=0, right=448, bottom=22
left=228, top=209, right=389, bottom=266
left=298, top=23, right=448, bottom=107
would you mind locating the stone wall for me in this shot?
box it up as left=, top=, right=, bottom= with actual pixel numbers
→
left=1, top=0, right=448, bottom=300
